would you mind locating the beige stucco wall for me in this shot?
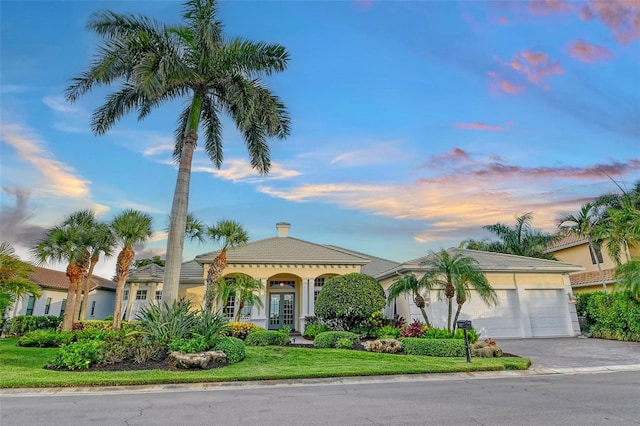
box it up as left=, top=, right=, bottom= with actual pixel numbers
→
left=553, top=241, right=618, bottom=273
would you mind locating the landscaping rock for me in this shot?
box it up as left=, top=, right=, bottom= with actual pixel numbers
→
left=471, top=343, right=503, bottom=358
left=168, top=350, right=227, bottom=369
left=364, top=338, right=404, bottom=354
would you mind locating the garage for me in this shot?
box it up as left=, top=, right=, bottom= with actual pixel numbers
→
left=526, top=289, right=570, bottom=337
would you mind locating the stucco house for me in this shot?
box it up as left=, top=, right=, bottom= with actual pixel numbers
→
left=9, top=266, right=116, bottom=320
left=545, top=234, right=639, bottom=294
left=125, top=222, right=583, bottom=338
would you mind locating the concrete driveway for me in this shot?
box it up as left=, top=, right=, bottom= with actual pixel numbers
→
left=498, top=337, right=640, bottom=369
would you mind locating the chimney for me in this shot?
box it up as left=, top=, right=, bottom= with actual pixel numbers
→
left=276, top=222, right=291, bottom=237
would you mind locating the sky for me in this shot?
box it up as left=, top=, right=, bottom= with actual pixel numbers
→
left=1, top=0, right=639, bottom=280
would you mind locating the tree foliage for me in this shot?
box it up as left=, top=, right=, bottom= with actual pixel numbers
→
left=314, top=273, right=385, bottom=331
left=0, top=242, right=40, bottom=323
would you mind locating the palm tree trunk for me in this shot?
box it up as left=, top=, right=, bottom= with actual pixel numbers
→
left=72, top=279, right=84, bottom=322
left=235, top=300, right=245, bottom=322
left=113, top=247, right=134, bottom=330
left=62, top=263, right=82, bottom=331
left=445, top=282, right=455, bottom=333
left=589, top=242, right=608, bottom=293
left=163, top=95, right=203, bottom=305
left=452, top=303, right=464, bottom=333
left=204, top=251, right=227, bottom=311
left=79, top=258, right=97, bottom=320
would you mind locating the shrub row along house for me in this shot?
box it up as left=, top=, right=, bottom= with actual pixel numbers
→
left=123, top=223, right=583, bottom=339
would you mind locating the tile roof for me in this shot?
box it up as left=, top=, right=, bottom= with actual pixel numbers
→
left=569, top=268, right=617, bottom=286
left=545, top=233, right=589, bottom=252
left=376, top=248, right=583, bottom=279
left=323, top=245, right=400, bottom=277
left=126, top=261, right=204, bottom=284
left=195, top=237, right=370, bottom=265
left=29, top=266, right=116, bottom=291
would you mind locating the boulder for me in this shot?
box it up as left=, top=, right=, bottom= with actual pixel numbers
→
left=168, top=350, right=227, bottom=369
left=364, top=338, right=404, bottom=354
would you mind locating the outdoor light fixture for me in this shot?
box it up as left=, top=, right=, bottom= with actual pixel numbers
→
left=567, top=292, right=578, bottom=304
left=279, top=282, right=285, bottom=287
left=456, top=320, right=473, bottom=363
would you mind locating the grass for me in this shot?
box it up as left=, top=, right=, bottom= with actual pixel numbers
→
left=0, top=338, right=530, bottom=388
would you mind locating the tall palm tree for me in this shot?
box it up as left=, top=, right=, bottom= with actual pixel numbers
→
left=0, top=242, right=40, bottom=323
left=594, top=183, right=640, bottom=264
left=111, top=210, right=153, bottom=330
left=558, top=202, right=608, bottom=292
left=78, top=223, right=116, bottom=320
left=421, top=249, right=497, bottom=333
left=65, top=0, right=290, bottom=305
left=482, top=212, right=558, bottom=260
left=32, top=210, right=95, bottom=330
left=231, top=274, right=264, bottom=322
left=204, top=220, right=249, bottom=309
left=386, top=273, right=432, bottom=327
left=613, top=258, right=640, bottom=301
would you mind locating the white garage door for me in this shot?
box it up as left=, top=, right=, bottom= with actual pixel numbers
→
left=427, top=290, right=522, bottom=339
left=526, top=289, right=569, bottom=337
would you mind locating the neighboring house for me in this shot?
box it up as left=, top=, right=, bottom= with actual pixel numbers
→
left=376, top=249, right=583, bottom=339
left=125, top=223, right=584, bottom=338
left=546, top=234, right=639, bottom=293
left=10, top=266, right=116, bottom=320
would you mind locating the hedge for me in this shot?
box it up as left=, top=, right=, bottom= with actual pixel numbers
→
left=3, top=315, right=62, bottom=336
left=313, top=331, right=360, bottom=349
left=577, top=291, right=640, bottom=342
left=244, top=330, right=290, bottom=346
left=399, top=338, right=466, bottom=357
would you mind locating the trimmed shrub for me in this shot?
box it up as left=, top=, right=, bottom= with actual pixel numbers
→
left=364, top=338, right=404, bottom=354
left=376, top=325, right=401, bottom=339
left=227, top=322, right=261, bottom=340
left=336, top=338, right=355, bottom=349
left=399, top=338, right=466, bottom=357
left=18, top=329, right=74, bottom=347
left=314, top=273, right=386, bottom=331
left=304, top=323, right=330, bottom=340
left=313, top=331, right=360, bottom=349
left=5, top=315, right=62, bottom=336
left=77, top=320, right=113, bottom=332
left=50, top=339, right=103, bottom=370
left=453, top=328, right=479, bottom=344
left=168, top=335, right=210, bottom=354
left=244, top=330, right=290, bottom=346
left=214, top=337, right=246, bottom=364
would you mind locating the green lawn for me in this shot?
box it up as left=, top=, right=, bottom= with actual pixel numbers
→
left=0, top=338, right=530, bottom=388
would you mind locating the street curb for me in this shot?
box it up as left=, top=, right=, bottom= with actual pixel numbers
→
left=3, top=364, right=640, bottom=397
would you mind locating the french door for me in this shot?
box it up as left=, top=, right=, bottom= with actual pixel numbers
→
left=268, top=293, right=295, bottom=330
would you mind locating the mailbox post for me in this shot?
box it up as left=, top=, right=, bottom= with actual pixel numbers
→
left=457, top=320, right=472, bottom=363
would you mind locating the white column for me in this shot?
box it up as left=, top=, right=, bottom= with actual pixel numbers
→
left=309, top=278, right=315, bottom=316
left=299, top=279, right=310, bottom=333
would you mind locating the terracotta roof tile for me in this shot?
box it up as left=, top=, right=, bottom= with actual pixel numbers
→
left=569, top=268, right=617, bottom=286
left=29, top=266, right=116, bottom=291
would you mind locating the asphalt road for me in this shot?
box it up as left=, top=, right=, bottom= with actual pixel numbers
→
left=3, top=371, right=639, bottom=426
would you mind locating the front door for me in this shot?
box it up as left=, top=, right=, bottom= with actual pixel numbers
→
left=269, top=293, right=295, bottom=330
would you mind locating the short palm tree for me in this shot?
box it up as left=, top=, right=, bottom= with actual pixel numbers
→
left=65, top=0, right=290, bottom=305
left=0, top=242, right=40, bottom=322
left=204, top=220, right=249, bottom=309
left=558, top=202, right=608, bottom=292
left=111, top=210, right=154, bottom=330
left=32, top=210, right=95, bottom=330
left=231, top=274, right=264, bottom=322
left=421, top=249, right=497, bottom=333
left=614, top=258, right=640, bottom=301
left=594, top=185, right=640, bottom=264
left=386, top=273, right=432, bottom=327
left=78, top=222, right=115, bottom=320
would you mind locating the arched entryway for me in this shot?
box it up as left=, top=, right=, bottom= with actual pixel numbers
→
left=267, top=274, right=300, bottom=330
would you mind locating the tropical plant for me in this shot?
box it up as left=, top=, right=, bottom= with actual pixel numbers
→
left=78, top=222, right=115, bottom=321
left=230, top=274, right=263, bottom=322
left=314, top=273, right=386, bottom=331
left=136, top=299, right=198, bottom=347
left=614, top=258, right=640, bottom=301
left=66, top=0, right=290, bottom=306
left=594, top=182, right=640, bottom=264
left=0, top=242, right=40, bottom=324
left=32, top=210, right=96, bottom=330
left=421, top=249, right=497, bottom=333
left=399, top=319, right=425, bottom=338
left=387, top=273, right=432, bottom=327
left=558, top=202, right=609, bottom=292
left=204, top=220, right=249, bottom=309
left=111, top=209, right=154, bottom=330
left=465, top=213, right=558, bottom=260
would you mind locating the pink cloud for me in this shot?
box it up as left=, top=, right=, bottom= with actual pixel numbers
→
left=568, top=40, right=612, bottom=62
left=505, top=50, right=564, bottom=89
left=454, top=122, right=508, bottom=132
left=529, top=0, right=575, bottom=15
left=580, top=1, right=640, bottom=43
left=497, top=17, right=510, bottom=25
left=354, top=0, right=374, bottom=11
left=488, top=71, right=526, bottom=95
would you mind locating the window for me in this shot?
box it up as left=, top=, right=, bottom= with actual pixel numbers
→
left=44, top=297, right=52, bottom=315
left=90, top=301, right=96, bottom=316
left=60, top=299, right=67, bottom=317
left=25, top=295, right=36, bottom=316
left=269, top=280, right=295, bottom=289
left=590, top=245, right=604, bottom=265
left=224, top=295, right=235, bottom=319
left=155, top=290, right=162, bottom=301
left=240, top=302, right=252, bottom=317
left=123, top=290, right=129, bottom=301
left=136, top=290, right=147, bottom=300
left=314, top=277, right=325, bottom=303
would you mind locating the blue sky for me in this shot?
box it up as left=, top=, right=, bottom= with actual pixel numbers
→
left=1, top=0, right=639, bottom=279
